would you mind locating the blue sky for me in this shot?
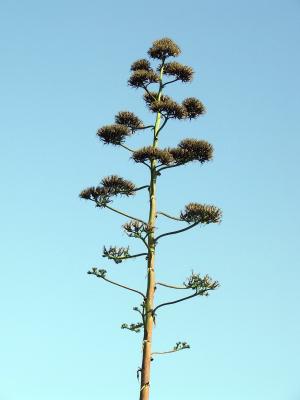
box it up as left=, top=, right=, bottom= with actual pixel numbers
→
left=1, top=0, right=300, bottom=399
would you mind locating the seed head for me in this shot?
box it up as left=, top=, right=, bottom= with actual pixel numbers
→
left=131, top=59, right=151, bottom=71
left=79, top=186, right=110, bottom=206
left=162, top=61, right=194, bottom=83
left=180, top=203, right=222, bottom=224
left=128, top=69, right=159, bottom=88
left=170, top=138, right=213, bottom=164
left=115, top=111, right=144, bottom=130
left=132, top=146, right=174, bottom=165
left=143, top=91, right=160, bottom=107
left=101, top=175, right=136, bottom=196
left=97, top=124, right=130, bottom=145
left=182, top=97, right=206, bottom=119
left=148, top=38, right=181, bottom=60
left=148, top=95, right=186, bottom=119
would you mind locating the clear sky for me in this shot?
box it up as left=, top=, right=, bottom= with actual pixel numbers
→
left=1, top=0, right=300, bottom=399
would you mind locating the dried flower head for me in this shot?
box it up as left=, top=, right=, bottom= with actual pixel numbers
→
left=128, top=69, right=159, bottom=88
left=101, top=175, right=136, bottom=196
left=132, top=146, right=174, bottom=165
left=170, top=138, right=213, bottom=164
left=97, top=124, right=130, bottom=145
left=121, top=322, right=144, bottom=333
left=103, top=245, right=130, bottom=264
left=131, top=59, right=151, bottom=71
left=123, top=220, right=150, bottom=237
left=149, top=96, right=186, bottom=119
left=162, top=62, right=194, bottom=83
left=173, top=342, right=190, bottom=351
left=182, top=97, right=206, bottom=119
left=79, top=186, right=110, bottom=207
left=88, top=267, right=107, bottom=278
left=184, top=272, right=220, bottom=294
left=180, top=203, right=222, bottom=224
left=148, top=38, right=181, bottom=60
left=115, top=111, right=144, bottom=130
left=143, top=91, right=160, bottom=107
left=79, top=186, right=98, bottom=200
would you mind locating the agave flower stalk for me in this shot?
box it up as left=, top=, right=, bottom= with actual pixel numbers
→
left=80, top=38, right=222, bottom=400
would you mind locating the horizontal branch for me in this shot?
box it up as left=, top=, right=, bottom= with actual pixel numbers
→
left=104, top=204, right=147, bottom=225
left=88, top=269, right=145, bottom=299
left=107, top=252, right=148, bottom=262
left=156, top=211, right=183, bottom=222
left=155, top=222, right=200, bottom=242
left=156, top=281, right=188, bottom=290
left=152, top=342, right=190, bottom=356
left=134, top=185, right=150, bottom=192
left=135, top=125, right=155, bottom=131
left=151, top=349, right=182, bottom=356
left=157, top=162, right=185, bottom=173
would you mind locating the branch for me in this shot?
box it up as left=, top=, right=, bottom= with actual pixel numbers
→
left=162, top=78, right=180, bottom=87
left=155, top=222, right=200, bottom=242
left=103, top=203, right=147, bottom=224
left=88, top=268, right=145, bottom=299
left=119, top=144, right=151, bottom=169
left=134, top=185, right=150, bottom=192
left=156, top=211, right=183, bottom=222
left=156, top=282, right=188, bottom=290
left=156, top=115, right=169, bottom=135
left=152, top=342, right=190, bottom=356
left=106, top=252, right=148, bottom=263
left=153, top=291, right=200, bottom=313
left=157, top=162, right=185, bottom=173
left=153, top=284, right=216, bottom=313
left=119, top=143, right=134, bottom=152
left=142, top=85, right=157, bottom=100
left=135, top=125, right=155, bottom=131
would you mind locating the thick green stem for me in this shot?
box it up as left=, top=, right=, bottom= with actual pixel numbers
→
left=139, top=65, right=164, bottom=400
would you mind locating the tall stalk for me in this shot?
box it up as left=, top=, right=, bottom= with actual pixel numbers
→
left=80, top=38, right=222, bottom=400
left=139, top=65, right=164, bottom=399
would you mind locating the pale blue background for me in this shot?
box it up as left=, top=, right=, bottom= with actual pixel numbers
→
left=1, top=0, right=300, bottom=399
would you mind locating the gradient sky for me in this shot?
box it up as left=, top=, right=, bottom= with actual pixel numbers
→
left=1, top=1, right=300, bottom=399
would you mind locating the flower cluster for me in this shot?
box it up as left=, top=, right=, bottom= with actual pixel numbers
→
left=183, top=272, right=220, bottom=295
left=115, top=111, right=144, bottom=130
left=130, top=59, right=151, bottom=71
left=79, top=176, right=136, bottom=207
left=170, top=139, right=213, bottom=164
left=180, top=203, right=222, bottom=224
left=162, top=61, right=194, bottom=83
left=173, top=341, right=190, bottom=351
left=79, top=186, right=111, bottom=207
left=144, top=92, right=205, bottom=120
left=87, top=267, right=107, bottom=278
left=182, top=97, right=206, bottom=119
left=148, top=38, right=181, bottom=60
left=143, top=91, right=159, bottom=106
left=128, top=69, right=159, bottom=89
left=101, top=175, right=136, bottom=196
left=123, top=220, right=150, bottom=238
left=103, top=245, right=130, bottom=264
left=97, top=124, right=130, bottom=145
left=132, top=139, right=213, bottom=167
left=144, top=92, right=185, bottom=118
left=149, top=97, right=186, bottom=119
left=121, top=322, right=144, bottom=333
left=132, top=146, right=173, bottom=165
